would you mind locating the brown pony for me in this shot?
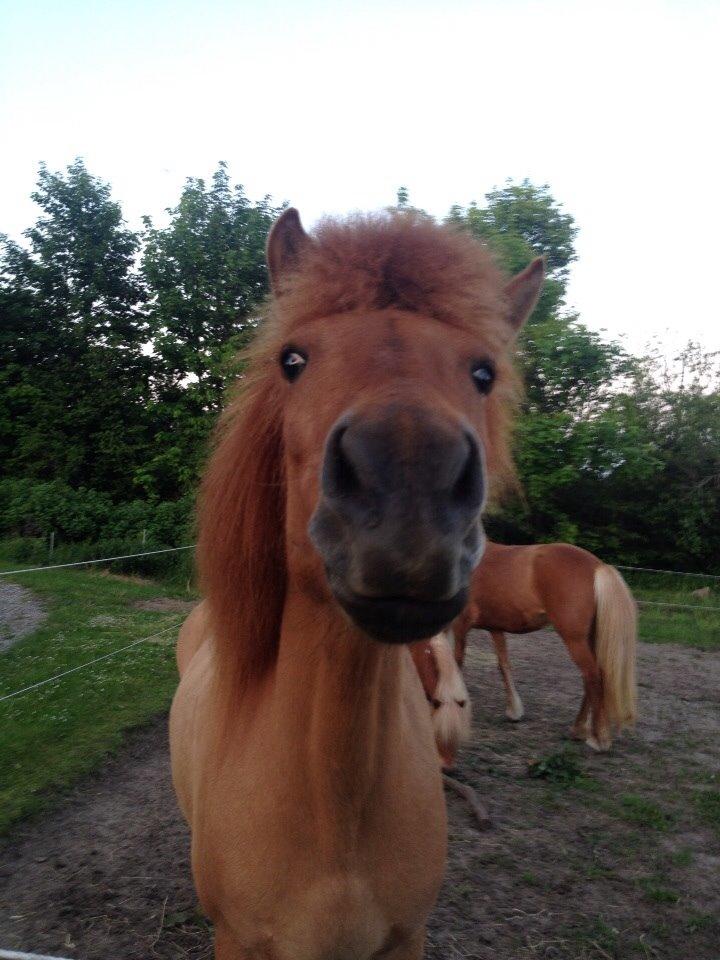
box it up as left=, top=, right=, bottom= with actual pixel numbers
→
left=170, top=209, right=543, bottom=959
left=453, top=540, right=637, bottom=752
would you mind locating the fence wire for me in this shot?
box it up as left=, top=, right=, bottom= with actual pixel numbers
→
left=0, top=544, right=195, bottom=577
left=0, top=621, right=184, bottom=704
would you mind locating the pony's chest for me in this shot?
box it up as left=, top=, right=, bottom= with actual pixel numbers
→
left=192, top=735, right=444, bottom=959
left=224, top=872, right=392, bottom=960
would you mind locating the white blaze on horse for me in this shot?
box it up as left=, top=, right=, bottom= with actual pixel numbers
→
left=170, top=210, right=543, bottom=959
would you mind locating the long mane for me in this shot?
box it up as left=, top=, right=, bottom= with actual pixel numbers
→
left=198, top=213, right=522, bottom=695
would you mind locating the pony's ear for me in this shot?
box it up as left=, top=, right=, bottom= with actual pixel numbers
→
left=504, top=257, right=544, bottom=332
left=267, top=208, right=311, bottom=289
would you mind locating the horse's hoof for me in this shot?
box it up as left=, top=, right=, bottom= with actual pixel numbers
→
left=505, top=706, right=524, bottom=722
left=585, top=734, right=611, bottom=752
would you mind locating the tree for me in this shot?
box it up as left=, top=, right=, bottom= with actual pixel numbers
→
left=137, top=164, right=283, bottom=498
left=0, top=160, right=153, bottom=498
left=142, top=163, right=282, bottom=400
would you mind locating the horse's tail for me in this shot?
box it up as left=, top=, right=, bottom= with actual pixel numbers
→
left=429, top=632, right=472, bottom=769
left=593, top=564, right=638, bottom=730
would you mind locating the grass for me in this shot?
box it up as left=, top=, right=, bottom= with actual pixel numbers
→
left=0, top=563, right=196, bottom=834
left=693, top=789, right=720, bottom=835
left=619, top=794, right=674, bottom=831
left=623, top=572, right=720, bottom=650
left=637, top=877, right=680, bottom=904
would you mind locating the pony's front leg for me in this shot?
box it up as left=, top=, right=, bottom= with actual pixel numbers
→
left=489, top=630, right=524, bottom=721
left=214, top=925, right=252, bottom=960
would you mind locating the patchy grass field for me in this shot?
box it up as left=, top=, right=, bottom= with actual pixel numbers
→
left=624, top=569, right=720, bottom=650
left=0, top=565, right=196, bottom=833
left=0, top=628, right=718, bottom=960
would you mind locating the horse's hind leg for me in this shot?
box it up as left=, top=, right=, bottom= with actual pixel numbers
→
left=562, top=632, right=611, bottom=751
left=570, top=693, right=590, bottom=741
left=490, top=630, right=524, bottom=721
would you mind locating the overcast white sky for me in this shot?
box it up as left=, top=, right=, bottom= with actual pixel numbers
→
left=1, top=0, right=718, bottom=355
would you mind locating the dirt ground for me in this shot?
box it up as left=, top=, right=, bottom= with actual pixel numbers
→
left=0, top=581, right=46, bottom=652
left=1, top=630, right=718, bottom=960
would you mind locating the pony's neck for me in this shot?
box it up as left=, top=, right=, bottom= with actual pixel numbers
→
left=274, top=584, right=404, bottom=841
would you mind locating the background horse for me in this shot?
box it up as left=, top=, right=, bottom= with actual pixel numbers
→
left=170, top=209, right=544, bottom=959
left=453, top=540, right=637, bottom=751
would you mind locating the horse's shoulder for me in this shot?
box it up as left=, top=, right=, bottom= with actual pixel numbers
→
left=177, top=600, right=212, bottom=676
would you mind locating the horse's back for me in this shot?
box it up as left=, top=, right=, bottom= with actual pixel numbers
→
left=469, top=541, right=602, bottom=634
left=532, top=542, right=601, bottom=596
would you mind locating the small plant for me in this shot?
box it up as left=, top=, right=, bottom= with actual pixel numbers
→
left=528, top=749, right=584, bottom=785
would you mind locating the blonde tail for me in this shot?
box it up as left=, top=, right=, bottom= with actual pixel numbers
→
left=593, top=565, right=638, bottom=730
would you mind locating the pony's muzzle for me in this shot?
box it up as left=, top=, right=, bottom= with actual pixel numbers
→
left=310, top=405, right=485, bottom=643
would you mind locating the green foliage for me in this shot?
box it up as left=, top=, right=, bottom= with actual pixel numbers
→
left=0, top=478, right=193, bottom=546
left=0, top=160, right=153, bottom=499
left=528, top=749, right=585, bottom=785
left=0, top=160, right=279, bottom=515
left=139, top=162, right=283, bottom=497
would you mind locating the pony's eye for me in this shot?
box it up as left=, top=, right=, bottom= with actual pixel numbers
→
left=280, top=347, right=307, bottom=382
left=471, top=360, right=495, bottom=395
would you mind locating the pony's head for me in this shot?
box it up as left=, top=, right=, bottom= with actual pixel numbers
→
left=199, top=210, right=542, bottom=683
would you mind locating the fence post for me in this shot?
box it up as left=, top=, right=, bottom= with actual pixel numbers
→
left=142, top=528, right=147, bottom=546
left=48, top=531, right=55, bottom=562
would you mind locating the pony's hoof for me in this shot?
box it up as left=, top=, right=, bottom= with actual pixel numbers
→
left=505, top=706, right=524, bottom=722
left=585, top=734, right=611, bottom=752
left=569, top=725, right=588, bottom=741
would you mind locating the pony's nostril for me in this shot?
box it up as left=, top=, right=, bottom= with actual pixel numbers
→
left=325, top=426, right=361, bottom=498
left=431, top=699, right=442, bottom=710
left=451, top=435, right=482, bottom=508
left=456, top=700, right=467, bottom=709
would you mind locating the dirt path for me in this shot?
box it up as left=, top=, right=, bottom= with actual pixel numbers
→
left=1, top=631, right=718, bottom=959
left=0, top=581, right=46, bottom=653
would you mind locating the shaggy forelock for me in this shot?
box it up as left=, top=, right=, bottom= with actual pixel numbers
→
left=272, top=213, right=510, bottom=340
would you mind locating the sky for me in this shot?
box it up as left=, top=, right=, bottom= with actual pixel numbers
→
left=1, top=0, right=719, bottom=356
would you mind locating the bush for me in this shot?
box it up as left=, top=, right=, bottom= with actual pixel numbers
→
left=0, top=479, right=194, bottom=549
left=0, top=478, right=112, bottom=541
